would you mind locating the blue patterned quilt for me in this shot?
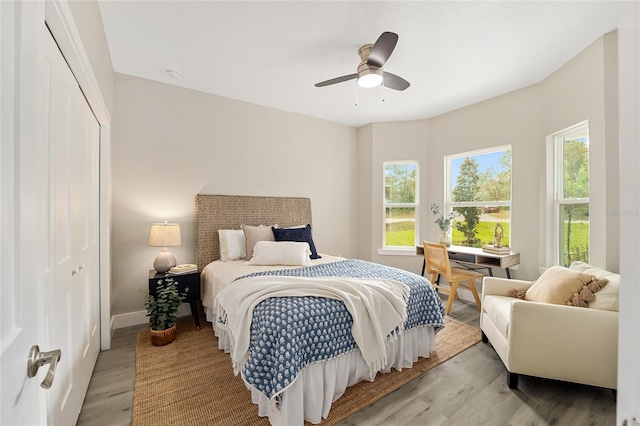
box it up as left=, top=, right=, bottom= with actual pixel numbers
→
left=220, top=259, right=445, bottom=401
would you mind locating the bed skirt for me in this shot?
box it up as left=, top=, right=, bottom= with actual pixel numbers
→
left=206, top=307, right=436, bottom=425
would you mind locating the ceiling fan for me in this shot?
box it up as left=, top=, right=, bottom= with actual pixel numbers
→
left=314, top=31, right=410, bottom=91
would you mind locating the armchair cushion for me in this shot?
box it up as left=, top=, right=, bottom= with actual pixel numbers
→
left=524, top=266, right=603, bottom=306
left=483, top=295, right=515, bottom=338
left=569, top=261, right=620, bottom=311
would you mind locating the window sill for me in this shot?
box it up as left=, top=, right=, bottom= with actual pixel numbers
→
left=377, top=248, right=417, bottom=256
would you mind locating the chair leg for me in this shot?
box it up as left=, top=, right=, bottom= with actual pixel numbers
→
left=468, top=279, right=482, bottom=311
left=444, top=282, right=459, bottom=315
left=507, top=372, right=519, bottom=389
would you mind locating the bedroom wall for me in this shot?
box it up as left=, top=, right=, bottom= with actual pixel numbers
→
left=426, top=86, right=541, bottom=282
left=356, top=120, right=430, bottom=275
left=109, top=30, right=618, bottom=321
left=110, top=74, right=357, bottom=319
left=356, top=124, right=374, bottom=261
left=67, top=0, right=114, bottom=115
left=358, top=31, right=619, bottom=296
left=540, top=31, right=619, bottom=272
left=356, top=84, right=543, bottom=283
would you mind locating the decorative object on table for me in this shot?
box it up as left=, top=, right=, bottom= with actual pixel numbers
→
left=168, top=264, right=198, bottom=275
left=482, top=245, right=511, bottom=255
left=493, top=223, right=504, bottom=247
left=430, top=203, right=453, bottom=247
left=143, top=277, right=188, bottom=345
left=149, top=221, right=181, bottom=273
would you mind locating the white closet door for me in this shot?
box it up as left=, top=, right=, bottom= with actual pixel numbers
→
left=42, top=28, right=100, bottom=426
left=0, top=2, right=45, bottom=424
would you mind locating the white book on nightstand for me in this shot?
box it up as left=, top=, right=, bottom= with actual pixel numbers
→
left=168, top=264, right=198, bottom=275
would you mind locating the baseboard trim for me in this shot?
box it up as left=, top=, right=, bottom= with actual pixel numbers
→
left=111, top=305, right=192, bottom=330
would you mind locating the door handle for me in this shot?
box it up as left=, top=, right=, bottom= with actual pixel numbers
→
left=27, top=345, right=61, bottom=389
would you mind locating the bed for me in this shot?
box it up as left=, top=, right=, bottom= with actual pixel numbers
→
left=195, top=194, right=445, bottom=425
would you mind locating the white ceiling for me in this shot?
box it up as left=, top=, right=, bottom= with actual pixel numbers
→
left=98, top=1, right=622, bottom=128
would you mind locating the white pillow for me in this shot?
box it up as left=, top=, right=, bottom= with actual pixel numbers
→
left=218, top=229, right=246, bottom=261
left=245, top=241, right=311, bottom=266
left=569, top=261, right=619, bottom=311
left=242, top=224, right=277, bottom=258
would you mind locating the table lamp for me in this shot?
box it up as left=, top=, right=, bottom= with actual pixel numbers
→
left=149, top=221, right=181, bottom=273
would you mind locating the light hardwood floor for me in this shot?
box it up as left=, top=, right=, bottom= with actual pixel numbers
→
left=77, top=297, right=616, bottom=425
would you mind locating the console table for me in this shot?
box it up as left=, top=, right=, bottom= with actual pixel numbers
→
left=416, top=245, right=520, bottom=279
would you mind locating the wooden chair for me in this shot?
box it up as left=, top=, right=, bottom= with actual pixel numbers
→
left=423, top=241, right=484, bottom=315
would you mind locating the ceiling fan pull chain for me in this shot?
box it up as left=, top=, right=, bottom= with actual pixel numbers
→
left=355, top=81, right=359, bottom=107
left=381, top=75, right=386, bottom=103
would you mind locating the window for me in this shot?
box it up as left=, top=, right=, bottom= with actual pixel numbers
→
left=552, top=122, right=589, bottom=266
left=383, top=161, right=419, bottom=248
left=445, top=146, right=512, bottom=248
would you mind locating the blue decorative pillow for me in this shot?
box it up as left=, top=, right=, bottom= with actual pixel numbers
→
left=272, top=224, right=321, bottom=259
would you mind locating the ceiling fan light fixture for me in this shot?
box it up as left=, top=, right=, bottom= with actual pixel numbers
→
left=357, top=68, right=383, bottom=88
left=315, top=32, right=409, bottom=91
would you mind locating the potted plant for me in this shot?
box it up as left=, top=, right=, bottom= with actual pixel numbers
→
left=144, top=277, right=188, bottom=346
left=430, top=203, right=454, bottom=247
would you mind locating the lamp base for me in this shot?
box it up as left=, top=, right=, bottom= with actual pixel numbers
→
left=153, top=249, right=177, bottom=273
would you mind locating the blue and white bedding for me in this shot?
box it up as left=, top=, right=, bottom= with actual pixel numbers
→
left=214, top=259, right=445, bottom=405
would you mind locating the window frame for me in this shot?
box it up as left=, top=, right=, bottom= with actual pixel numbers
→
left=444, top=145, right=512, bottom=247
left=381, top=160, right=420, bottom=252
left=551, top=121, right=590, bottom=266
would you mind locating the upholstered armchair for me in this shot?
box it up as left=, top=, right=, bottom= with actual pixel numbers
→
left=480, top=262, right=619, bottom=390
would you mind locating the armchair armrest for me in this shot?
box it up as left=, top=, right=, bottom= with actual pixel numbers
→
left=507, top=301, right=618, bottom=389
left=482, top=277, right=532, bottom=299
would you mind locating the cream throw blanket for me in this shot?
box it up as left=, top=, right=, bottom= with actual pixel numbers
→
left=214, top=276, right=410, bottom=374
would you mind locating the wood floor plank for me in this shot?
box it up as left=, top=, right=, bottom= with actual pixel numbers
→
left=78, top=323, right=146, bottom=426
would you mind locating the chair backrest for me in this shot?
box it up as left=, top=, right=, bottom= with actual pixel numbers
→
left=423, top=241, right=452, bottom=278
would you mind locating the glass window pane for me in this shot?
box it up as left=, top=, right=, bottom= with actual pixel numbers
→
left=559, top=203, right=589, bottom=266
left=452, top=207, right=510, bottom=248
left=385, top=207, right=415, bottom=247
left=451, top=150, right=511, bottom=203
left=384, top=163, right=416, bottom=203
left=448, top=148, right=512, bottom=248
left=562, top=136, right=589, bottom=199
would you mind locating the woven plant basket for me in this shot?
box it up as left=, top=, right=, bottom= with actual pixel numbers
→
left=149, top=324, right=176, bottom=346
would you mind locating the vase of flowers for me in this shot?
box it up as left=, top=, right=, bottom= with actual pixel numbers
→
left=431, top=203, right=453, bottom=247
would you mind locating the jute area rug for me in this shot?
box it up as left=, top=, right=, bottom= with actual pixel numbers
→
left=133, top=317, right=481, bottom=426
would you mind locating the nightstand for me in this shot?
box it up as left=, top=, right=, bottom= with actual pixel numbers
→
left=148, top=269, right=202, bottom=330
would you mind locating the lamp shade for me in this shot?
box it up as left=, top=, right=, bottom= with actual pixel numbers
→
left=149, top=222, right=181, bottom=247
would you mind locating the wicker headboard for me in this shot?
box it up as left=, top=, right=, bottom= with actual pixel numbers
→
left=195, top=194, right=313, bottom=271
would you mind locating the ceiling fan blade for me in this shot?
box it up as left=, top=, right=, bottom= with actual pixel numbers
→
left=367, top=32, right=398, bottom=68
left=314, top=73, right=358, bottom=87
left=383, top=71, right=410, bottom=91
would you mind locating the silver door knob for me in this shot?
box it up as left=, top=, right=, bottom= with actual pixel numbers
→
left=27, top=345, right=61, bottom=389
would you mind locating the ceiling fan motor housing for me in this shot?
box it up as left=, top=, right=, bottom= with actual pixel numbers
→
left=357, top=44, right=383, bottom=87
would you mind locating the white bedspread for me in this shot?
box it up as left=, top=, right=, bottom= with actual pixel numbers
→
left=215, top=321, right=435, bottom=425
left=215, top=275, right=410, bottom=374
left=200, top=254, right=345, bottom=315
left=201, top=256, right=441, bottom=425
